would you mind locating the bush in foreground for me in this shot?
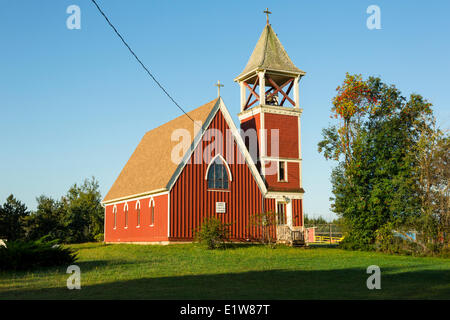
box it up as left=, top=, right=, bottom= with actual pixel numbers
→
left=0, top=237, right=77, bottom=271
left=194, top=217, right=230, bottom=249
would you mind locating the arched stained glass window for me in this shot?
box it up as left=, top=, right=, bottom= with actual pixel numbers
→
left=207, top=157, right=230, bottom=190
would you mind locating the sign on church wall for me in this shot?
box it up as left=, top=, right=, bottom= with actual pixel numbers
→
left=216, top=202, right=226, bottom=213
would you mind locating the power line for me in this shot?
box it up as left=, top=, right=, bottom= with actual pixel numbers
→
left=90, top=0, right=198, bottom=124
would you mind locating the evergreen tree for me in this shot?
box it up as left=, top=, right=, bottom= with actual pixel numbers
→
left=25, top=196, right=66, bottom=241
left=0, top=195, right=29, bottom=241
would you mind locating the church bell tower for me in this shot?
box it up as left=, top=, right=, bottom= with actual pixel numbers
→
left=235, top=10, right=305, bottom=222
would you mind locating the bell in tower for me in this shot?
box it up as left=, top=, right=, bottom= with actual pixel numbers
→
left=234, top=9, right=306, bottom=111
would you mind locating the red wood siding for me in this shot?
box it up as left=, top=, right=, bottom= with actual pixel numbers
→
left=292, top=199, right=303, bottom=227
left=264, top=161, right=301, bottom=191
left=240, top=114, right=261, bottom=134
left=104, top=193, right=168, bottom=242
left=265, top=113, right=299, bottom=158
left=170, top=110, right=275, bottom=241
left=240, top=113, right=261, bottom=164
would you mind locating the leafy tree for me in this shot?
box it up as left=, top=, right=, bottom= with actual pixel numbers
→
left=0, top=195, right=29, bottom=241
left=61, top=177, right=104, bottom=243
left=319, top=74, right=434, bottom=250
left=413, top=118, right=449, bottom=249
left=1, top=177, right=104, bottom=244
left=319, top=73, right=379, bottom=166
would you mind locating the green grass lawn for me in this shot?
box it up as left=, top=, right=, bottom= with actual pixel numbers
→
left=1, top=243, right=449, bottom=299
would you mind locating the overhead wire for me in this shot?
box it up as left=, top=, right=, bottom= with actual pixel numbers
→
left=90, top=0, right=201, bottom=126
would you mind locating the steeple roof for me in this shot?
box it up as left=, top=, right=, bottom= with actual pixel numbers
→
left=235, top=24, right=305, bottom=81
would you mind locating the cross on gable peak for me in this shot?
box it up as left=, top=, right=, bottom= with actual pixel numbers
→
left=263, top=8, right=272, bottom=25
left=215, top=80, right=224, bottom=97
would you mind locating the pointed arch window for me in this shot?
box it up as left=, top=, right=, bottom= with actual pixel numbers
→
left=205, top=155, right=232, bottom=190
left=149, top=198, right=155, bottom=227
left=113, top=205, right=117, bottom=229
left=136, top=201, right=141, bottom=228
left=124, top=203, right=128, bottom=229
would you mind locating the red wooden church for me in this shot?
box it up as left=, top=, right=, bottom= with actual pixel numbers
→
left=102, top=20, right=306, bottom=244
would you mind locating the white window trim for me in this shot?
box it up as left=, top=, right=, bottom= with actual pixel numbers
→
left=113, top=205, right=117, bottom=230
left=136, top=200, right=141, bottom=228
left=149, top=197, right=155, bottom=227
left=124, top=203, right=129, bottom=229
left=204, top=154, right=233, bottom=182
left=277, top=160, right=288, bottom=182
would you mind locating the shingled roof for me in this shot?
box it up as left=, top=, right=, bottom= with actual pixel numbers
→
left=235, top=24, right=305, bottom=81
left=102, top=99, right=218, bottom=203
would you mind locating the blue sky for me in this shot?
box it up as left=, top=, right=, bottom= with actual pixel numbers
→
left=1, top=1, right=449, bottom=220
